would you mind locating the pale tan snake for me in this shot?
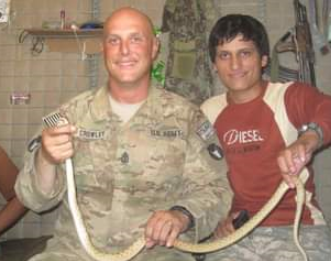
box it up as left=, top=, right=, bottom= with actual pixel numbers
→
left=65, top=157, right=309, bottom=261
left=43, top=114, right=308, bottom=261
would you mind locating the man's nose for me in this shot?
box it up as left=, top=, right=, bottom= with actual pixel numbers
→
left=120, top=41, right=130, bottom=55
left=230, top=55, right=242, bottom=70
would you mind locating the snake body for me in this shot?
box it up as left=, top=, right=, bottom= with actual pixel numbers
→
left=65, top=158, right=309, bottom=261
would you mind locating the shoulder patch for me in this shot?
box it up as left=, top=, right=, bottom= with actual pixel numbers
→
left=196, top=121, right=214, bottom=141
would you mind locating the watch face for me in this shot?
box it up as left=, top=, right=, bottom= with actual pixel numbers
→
left=301, top=124, right=308, bottom=132
left=299, top=124, right=308, bottom=135
left=300, top=123, right=318, bottom=133
left=298, top=122, right=323, bottom=148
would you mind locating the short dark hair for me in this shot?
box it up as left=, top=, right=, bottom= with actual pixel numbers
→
left=208, top=14, right=270, bottom=63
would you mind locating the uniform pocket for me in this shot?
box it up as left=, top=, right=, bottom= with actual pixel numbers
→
left=170, top=40, right=197, bottom=80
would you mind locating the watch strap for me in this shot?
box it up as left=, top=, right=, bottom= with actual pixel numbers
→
left=298, top=122, right=323, bottom=149
left=170, top=205, right=195, bottom=230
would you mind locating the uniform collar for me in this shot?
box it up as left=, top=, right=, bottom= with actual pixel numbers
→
left=89, top=84, right=161, bottom=122
left=89, top=85, right=112, bottom=122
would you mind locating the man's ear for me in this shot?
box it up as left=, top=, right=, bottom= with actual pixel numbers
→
left=99, top=42, right=104, bottom=53
left=152, top=37, right=160, bottom=60
left=261, top=55, right=268, bottom=68
left=212, top=63, right=219, bottom=73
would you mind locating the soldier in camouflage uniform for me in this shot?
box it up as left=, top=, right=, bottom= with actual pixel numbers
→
left=15, top=7, right=233, bottom=261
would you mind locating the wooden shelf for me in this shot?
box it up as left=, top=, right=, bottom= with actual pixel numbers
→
left=20, top=28, right=103, bottom=55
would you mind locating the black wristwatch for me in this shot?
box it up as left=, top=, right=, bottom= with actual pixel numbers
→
left=170, top=206, right=195, bottom=230
left=298, top=122, right=323, bottom=148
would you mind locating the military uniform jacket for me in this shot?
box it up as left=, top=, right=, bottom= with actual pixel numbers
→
left=15, top=85, right=232, bottom=261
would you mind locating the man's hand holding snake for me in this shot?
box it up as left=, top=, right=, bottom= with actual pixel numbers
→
left=213, top=211, right=241, bottom=239
left=145, top=209, right=191, bottom=249
left=40, top=124, right=76, bottom=164
left=277, top=130, right=320, bottom=188
left=36, top=123, right=76, bottom=195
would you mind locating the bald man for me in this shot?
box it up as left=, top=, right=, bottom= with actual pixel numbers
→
left=15, top=7, right=232, bottom=261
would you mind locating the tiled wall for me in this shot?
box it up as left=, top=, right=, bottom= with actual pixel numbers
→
left=0, top=0, right=330, bottom=240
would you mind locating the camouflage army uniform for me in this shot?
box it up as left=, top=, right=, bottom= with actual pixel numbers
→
left=15, top=85, right=233, bottom=261
left=162, top=0, right=219, bottom=105
left=206, top=225, right=331, bottom=261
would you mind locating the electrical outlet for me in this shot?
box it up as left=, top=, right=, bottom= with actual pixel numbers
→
left=0, top=0, right=11, bottom=23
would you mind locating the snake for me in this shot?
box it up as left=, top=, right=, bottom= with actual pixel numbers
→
left=65, top=157, right=309, bottom=261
